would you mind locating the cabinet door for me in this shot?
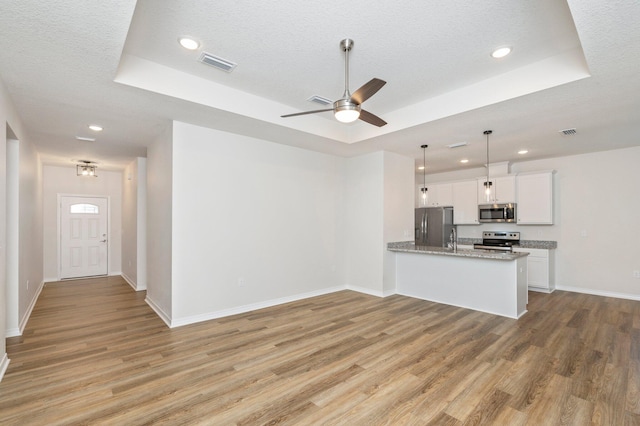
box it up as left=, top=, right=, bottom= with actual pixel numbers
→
left=513, top=248, right=551, bottom=291
left=418, top=183, right=453, bottom=207
left=517, top=172, right=553, bottom=224
left=494, top=176, right=516, bottom=203
left=478, top=176, right=515, bottom=203
left=434, top=183, right=453, bottom=207
left=527, top=256, right=549, bottom=289
left=452, top=180, right=479, bottom=224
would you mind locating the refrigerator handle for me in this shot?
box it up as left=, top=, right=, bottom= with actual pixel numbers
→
left=424, top=212, right=428, bottom=241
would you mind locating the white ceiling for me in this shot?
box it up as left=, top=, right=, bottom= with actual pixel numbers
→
left=0, top=0, right=639, bottom=174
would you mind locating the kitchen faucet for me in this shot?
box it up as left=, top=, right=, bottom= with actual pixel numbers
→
left=449, top=228, right=457, bottom=252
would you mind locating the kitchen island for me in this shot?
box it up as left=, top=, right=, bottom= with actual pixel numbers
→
left=387, top=242, right=529, bottom=319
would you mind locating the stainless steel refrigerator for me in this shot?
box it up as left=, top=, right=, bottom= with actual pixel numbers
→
left=415, top=207, right=456, bottom=247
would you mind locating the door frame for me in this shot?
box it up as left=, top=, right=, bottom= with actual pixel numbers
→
left=57, top=194, right=112, bottom=280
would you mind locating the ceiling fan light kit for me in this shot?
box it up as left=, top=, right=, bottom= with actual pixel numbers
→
left=334, top=99, right=361, bottom=123
left=281, top=39, right=387, bottom=127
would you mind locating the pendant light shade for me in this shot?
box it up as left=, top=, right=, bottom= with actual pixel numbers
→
left=421, top=144, right=428, bottom=206
left=483, top=130, right=493, bottom=202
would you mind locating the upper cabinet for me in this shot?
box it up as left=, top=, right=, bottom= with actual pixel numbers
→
left=452, top=180, right=479, bottom=224
left=417, top=182, right=453, bottom=207
left=477, top=175, right=516, bottom=204
left=516, top=171, right=554, bottom=225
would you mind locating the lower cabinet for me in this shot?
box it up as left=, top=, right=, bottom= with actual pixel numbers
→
left=512, top=247, right=555, bottom=292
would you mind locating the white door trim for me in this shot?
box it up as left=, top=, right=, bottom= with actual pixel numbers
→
left=57, top=194, right=112, bottom=280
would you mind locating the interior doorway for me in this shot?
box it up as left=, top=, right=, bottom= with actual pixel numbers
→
left=59, top=196, right=109, bottom=279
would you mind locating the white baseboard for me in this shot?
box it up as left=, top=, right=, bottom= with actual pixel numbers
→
left=346, top=284, right=395, bottom=298
left=18, top=280, right=45, bottom=335
left=169, top=285, right=346, bottom=328
left=121, top=273, right=143, bottom=291
left=0, top=353, right=10, bottom=383
left=556, top=285, right=640, bottom=301
left=6, top=280, right=45, bottom=337
left=145, top=296, right=172, bottom=328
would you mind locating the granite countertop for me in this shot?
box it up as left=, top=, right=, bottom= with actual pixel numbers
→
left=387, top=241, right=529, bottom=261
left=457, top=238, right=557, bottom=249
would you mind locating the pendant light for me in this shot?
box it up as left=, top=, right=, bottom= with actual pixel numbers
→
left=483, top=130, right=493, bottom=202
left=421, top=144, right=428, bottom=206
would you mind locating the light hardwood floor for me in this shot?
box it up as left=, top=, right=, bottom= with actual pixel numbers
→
left=1, top=276, right=639, bottom=425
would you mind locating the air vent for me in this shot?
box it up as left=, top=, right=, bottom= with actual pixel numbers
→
left=307, top=95, right=333, bottom=106
left=447, top=141, right=468, bottom=149
left=198, top=52, right=237, bottom=72
left=559, top=128, right=577, bottom=136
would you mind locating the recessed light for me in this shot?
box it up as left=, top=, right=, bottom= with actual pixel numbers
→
left=491, top=46, right=512, bottom=59
left=460, top=159, right=469, bottom=163
left=518, top=150, right=529, bottom=155
left=76, top=136, right=96, bottom=142
left=88, top=125, right=103, bottom=132
left=418, top=166, right=425, bottom=170
left=178, top=37, right=200, bottom=51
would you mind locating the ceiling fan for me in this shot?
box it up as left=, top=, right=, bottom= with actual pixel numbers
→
left=281, top=39, right=387, bottom=127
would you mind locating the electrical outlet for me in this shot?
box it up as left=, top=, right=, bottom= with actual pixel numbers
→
left=633, top=271, right=640, bottom=279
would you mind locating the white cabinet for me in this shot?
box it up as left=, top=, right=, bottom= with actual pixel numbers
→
left=516, top=171, right=553, bottom=224
left=477, top=175, right=516, bottom=204
left=512, top=247, right=555, bottom=292
left=418, top=182, right=453, bottom=207
left=452, top=180, right=479, bottom=224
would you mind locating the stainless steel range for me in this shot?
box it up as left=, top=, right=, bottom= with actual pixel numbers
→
left=473, top=231, right=520, bottom=252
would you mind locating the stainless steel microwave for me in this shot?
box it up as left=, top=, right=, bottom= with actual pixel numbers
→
left=478, top=203, right=517, bottom=223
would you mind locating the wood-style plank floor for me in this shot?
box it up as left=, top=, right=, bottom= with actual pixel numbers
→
left=1, top=276, right=639, bottom=425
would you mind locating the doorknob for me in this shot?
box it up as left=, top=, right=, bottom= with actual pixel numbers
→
left=100, top=239, right=107, bottom=243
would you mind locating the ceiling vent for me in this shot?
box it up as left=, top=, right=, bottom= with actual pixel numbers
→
left=447, top=141, right=468, bottom=148
left=307, top=95, right=333, bottom=106
left=559, top=128, right=577, bottom=136
left=198, top=52, right=237, bottom=72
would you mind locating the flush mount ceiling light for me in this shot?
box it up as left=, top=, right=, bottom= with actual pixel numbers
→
left=460, top=159, right=469, bottom=163
left=88, top=124, right=103, bottom=132
left=76, top=160, right=98, bottom=177
left=76, top=136, right=96, bottom=142
left=178, top=37, right=200, bottom=50
left=491, top=46, right=512, bottom=58
left=518, top=150, right=529, bottom=155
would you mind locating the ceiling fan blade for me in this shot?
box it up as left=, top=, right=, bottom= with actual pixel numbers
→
left=281, top=108, right=333, bottom=118
left=350, top=78, right=386, bottom=105
left=359, top=109, right=387, bottom=127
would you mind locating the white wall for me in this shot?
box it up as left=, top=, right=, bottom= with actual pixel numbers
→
left=419, top=146, right=640, bottom=298
left=344, top=152, right=384, bottom=294
left=344, top=151, right=414, bottom=296
left=0, top=84, right=9, bottom=376
left=382, top=152, right=415, bottom=294
left=170, top=121, right=345, bottom=325
left=0, top=76, right=44, bottom=377
left=7, top=135, right=44, bottom=336
left=42, top=165, right=122, bottom=282
left=145, top=124, right=173, bottom=322
left=122, top=157, right=147, bottom=290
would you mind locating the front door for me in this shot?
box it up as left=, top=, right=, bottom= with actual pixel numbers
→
left=60, top=196, right=108, bottom=279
